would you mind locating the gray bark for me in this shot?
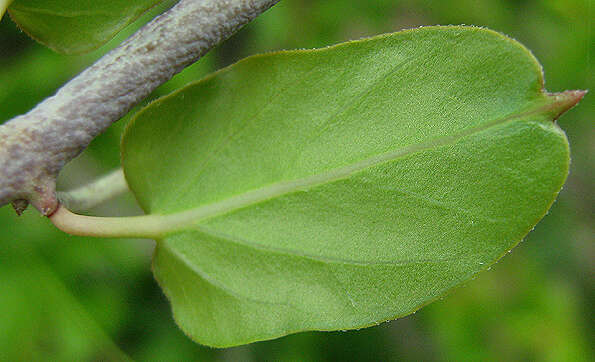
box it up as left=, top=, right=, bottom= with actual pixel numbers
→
left=0, top=0, right=279, bottom=215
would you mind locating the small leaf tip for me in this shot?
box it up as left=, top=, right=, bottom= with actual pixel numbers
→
left=547, top=89, right=587, bottom=121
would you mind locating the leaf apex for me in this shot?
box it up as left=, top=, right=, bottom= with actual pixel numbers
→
left=545, top=89, right=587, bottom=121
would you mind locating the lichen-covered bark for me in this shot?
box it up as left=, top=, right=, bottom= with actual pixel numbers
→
left=0, top=0, right=279, bottom=215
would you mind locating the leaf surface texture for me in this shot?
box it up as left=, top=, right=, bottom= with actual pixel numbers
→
left=121, top=26, right=574, bottom=347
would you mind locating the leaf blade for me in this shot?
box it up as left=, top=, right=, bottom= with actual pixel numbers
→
left=8, top=0, right=165, bottom=54
left=121, top=26, right=579, bottom=346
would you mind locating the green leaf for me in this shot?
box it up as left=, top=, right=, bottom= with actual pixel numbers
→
left=0, top=0, right=13, bottom=21
left=8, top=0, right=165, bottom=54
left=121, top=26, right=582, bottom=347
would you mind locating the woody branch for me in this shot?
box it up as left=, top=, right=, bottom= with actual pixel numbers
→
left=0, top=0, right=279, bottom=215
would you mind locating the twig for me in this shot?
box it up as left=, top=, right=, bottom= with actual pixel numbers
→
left=0, top=0, right=279, bottom=215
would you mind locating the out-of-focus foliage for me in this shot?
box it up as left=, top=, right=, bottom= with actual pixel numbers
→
left=8, top=0, right=166, bottom=54
left=0, top=0, right=592, bottom=360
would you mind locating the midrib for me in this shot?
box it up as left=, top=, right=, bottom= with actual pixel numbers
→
left=156, top=99, right=555, bottom=237
left=51, top=97, right=563, bottom=239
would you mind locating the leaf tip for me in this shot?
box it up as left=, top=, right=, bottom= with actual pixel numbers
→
left=546, top=89, right=587, bottom=121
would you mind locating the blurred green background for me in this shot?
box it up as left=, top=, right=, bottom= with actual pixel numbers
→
left=0, top=0, right=592, bottom=360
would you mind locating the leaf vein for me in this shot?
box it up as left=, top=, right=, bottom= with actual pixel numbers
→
left=156, top=100, right=552, bottom=235
left=188, top=224, right=456, bottom=267
left=172, top=61, right=323, bottom=206
left=161, top=241, right=300, bottom=310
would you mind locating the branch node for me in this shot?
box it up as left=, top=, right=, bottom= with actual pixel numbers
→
left=11, top=199, right=28, bottom=216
